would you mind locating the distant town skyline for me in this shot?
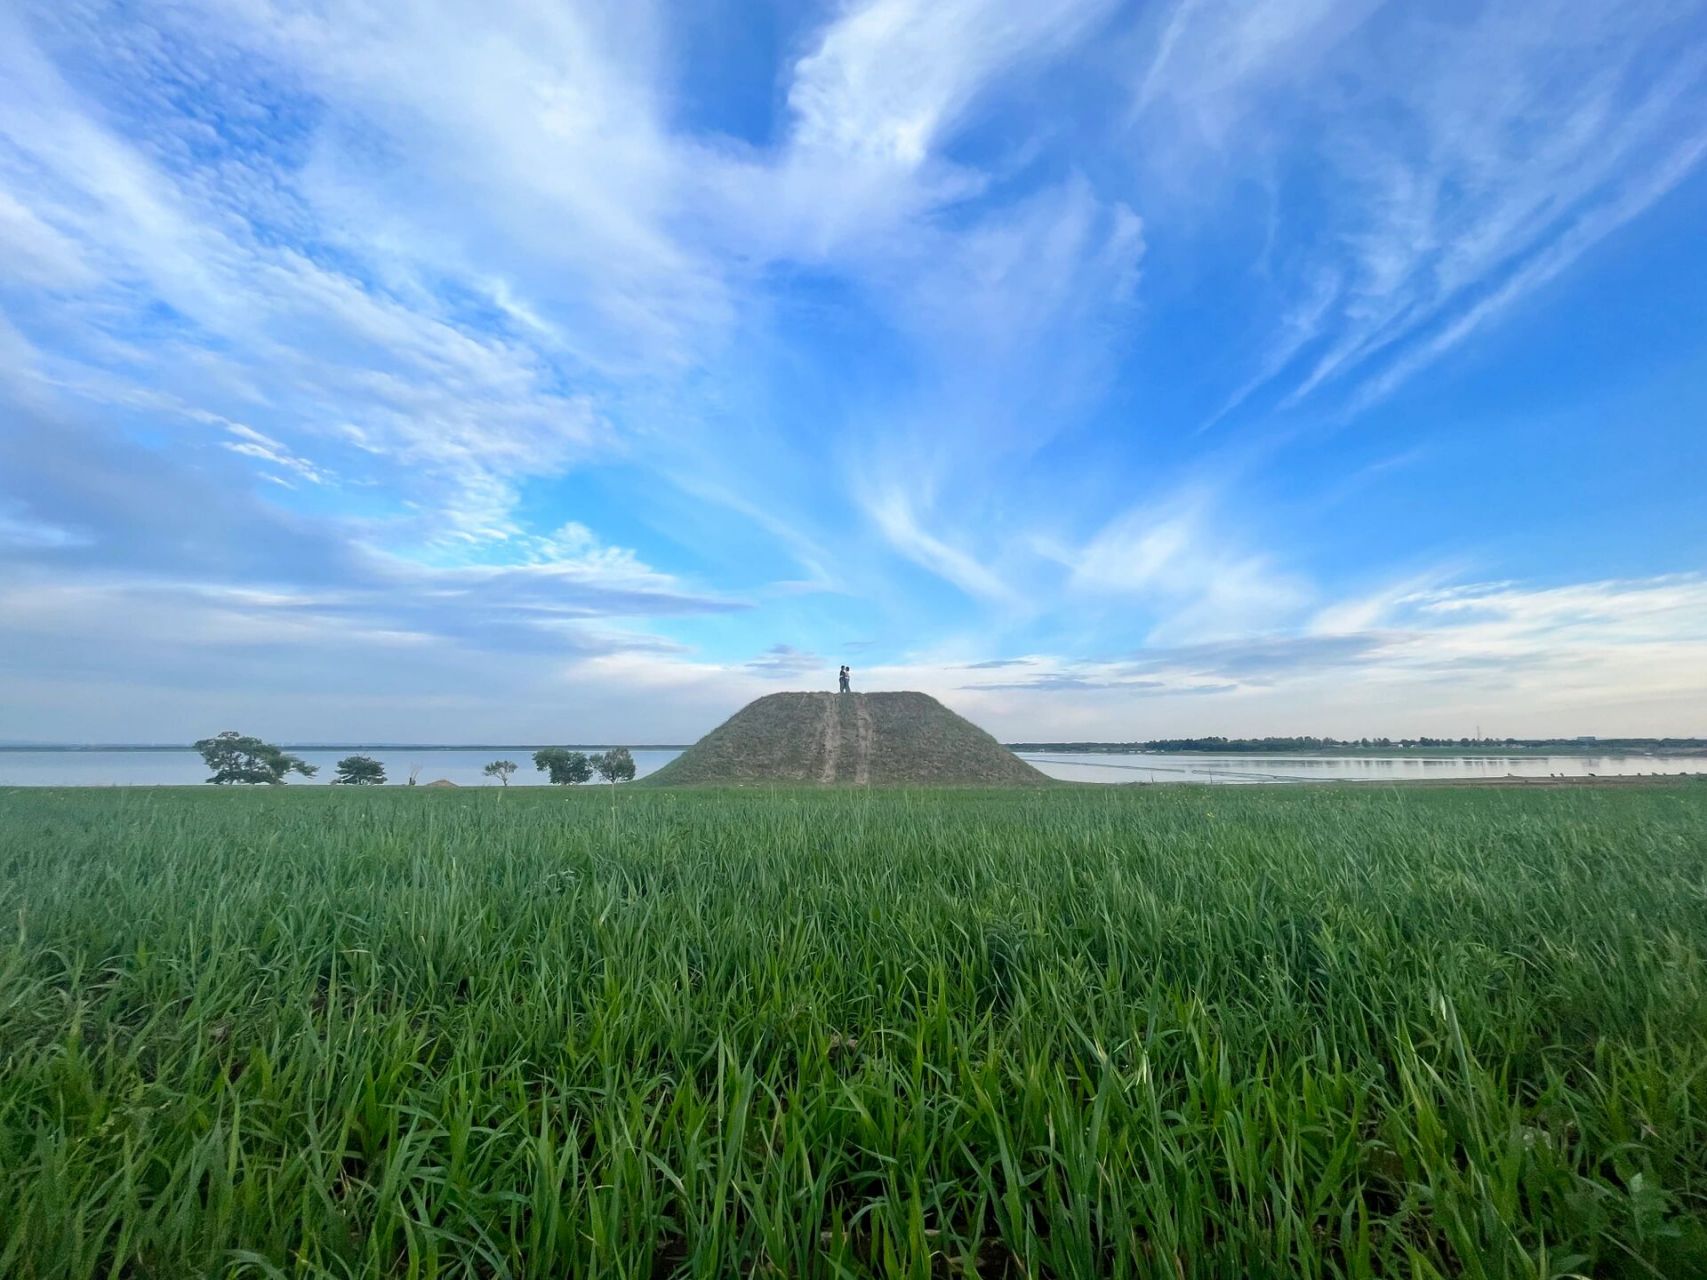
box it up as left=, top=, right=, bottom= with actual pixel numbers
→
left=2, top=0, right=1704, bottom=743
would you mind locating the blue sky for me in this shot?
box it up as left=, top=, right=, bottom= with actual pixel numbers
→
left=2, top=0, right=1705, bottom=744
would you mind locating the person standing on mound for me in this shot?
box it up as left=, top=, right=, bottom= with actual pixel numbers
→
left=838, top=665, right=851, bottom=693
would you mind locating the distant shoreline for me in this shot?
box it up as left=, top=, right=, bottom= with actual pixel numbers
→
left=5, top=742, right=1704, bottom=757
left=1005, top=743, right=1707, bottom=757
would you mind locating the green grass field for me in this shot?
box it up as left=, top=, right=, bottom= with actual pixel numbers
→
left=3, top=784, right=1705, bottom=1278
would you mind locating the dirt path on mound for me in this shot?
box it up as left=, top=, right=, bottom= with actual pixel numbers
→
left=818, top=693, right=841, bottom=783
left=854, top=695, right=874, bottom=786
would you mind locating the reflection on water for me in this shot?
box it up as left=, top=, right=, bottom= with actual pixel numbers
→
left=0, top=748, right=684, bottom=787
left=1017, top=752, right=1707, bottom=785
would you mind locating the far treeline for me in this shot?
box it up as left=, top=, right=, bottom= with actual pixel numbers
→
left=191, top=732, right=636, bottom=786
left=1006, top=735, right=1707, bottom=753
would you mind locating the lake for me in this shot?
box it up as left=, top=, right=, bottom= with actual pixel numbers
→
left=1013, top=751, right=1707, bottom=784
left=3, top=748, right=1704, bottom=787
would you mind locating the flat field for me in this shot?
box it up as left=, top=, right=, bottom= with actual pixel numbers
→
left=2, top=784, right=1705, bottom=1278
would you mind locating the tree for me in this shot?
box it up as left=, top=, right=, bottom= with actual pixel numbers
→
left=591, top=747, right=636, bottom=784
left=483, top=759, right=518, bottom=786
left=332, top=755, right=386, bottom=785
left=533, top=747, right=592, bottom=785
left=194, top=731, right=317, bottom=785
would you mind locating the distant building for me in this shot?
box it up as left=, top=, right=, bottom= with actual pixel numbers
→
left=1575, top=735, right=1597, bottom=744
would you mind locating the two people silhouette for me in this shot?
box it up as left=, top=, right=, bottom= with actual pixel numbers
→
left=837, top=665, right=851, bottom=693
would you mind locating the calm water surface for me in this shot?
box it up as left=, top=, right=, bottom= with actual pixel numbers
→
left=4, top=749, right=1705, bottom=787
left=1014, top=751, right=1707, bottom=784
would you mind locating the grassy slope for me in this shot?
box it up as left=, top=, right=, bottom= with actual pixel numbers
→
left=644, top=690, right=1050, bottom=786
left=3, top=784, right=1707, bottom=1277
left=644, top=691, right=828, bottom=785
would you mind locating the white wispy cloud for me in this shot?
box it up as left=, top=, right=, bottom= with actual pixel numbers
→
left=790, top=0, right=1116, bottom=168
left=703, top=0, right=1120, bottom=258
left=862, top=485, right=1020, bottom=606
left=1135, top=0, right=1707, bottom=416
left=221, top=424, right=328, bottom=486
left=1134, top=0, right=1382, bottom=138
left=0, top=187, right=97, bottom=288
left=0, top=1, right=670, bottom=547
left=829, top=176, right=1143, bottom=604
left=1051, top=488, right=1310, bottom=643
